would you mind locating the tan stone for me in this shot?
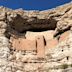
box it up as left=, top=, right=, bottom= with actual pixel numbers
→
left=25, top=30, right=55, bottom=40
left=46, top=38, right=58, bottom=49
left=11, top=38, right=36, bottom=51
left=36, top=35, right=45, bottom=58
left=0, top=12, right=6, bottom=21
left=59, top=31, right=70, bottom=42
left=0, top=21, right=7, bottom=29
left=0, top=29, right=6, bottom=35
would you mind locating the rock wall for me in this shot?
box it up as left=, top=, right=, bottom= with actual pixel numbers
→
left=0, top=1, right=72, bottom=72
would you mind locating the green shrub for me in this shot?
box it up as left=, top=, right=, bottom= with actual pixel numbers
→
left=70, top=64, right=72, bottom=67
left=60, top=64, right=68, bottom=69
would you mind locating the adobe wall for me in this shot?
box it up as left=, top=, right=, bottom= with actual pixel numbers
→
left=10, top=30, right=70, bottom=59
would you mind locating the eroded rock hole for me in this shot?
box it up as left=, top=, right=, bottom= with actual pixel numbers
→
left=62, top=49, right=64, bottom=52
left=66, top=56, right=69, bottom=60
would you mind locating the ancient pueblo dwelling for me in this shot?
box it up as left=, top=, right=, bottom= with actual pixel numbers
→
left=0, top=1, right=72, bottom=72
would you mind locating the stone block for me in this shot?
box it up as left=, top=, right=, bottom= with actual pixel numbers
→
left=11, top=38, right=36, bottom=51
left=36, top=35, right=45, bottom=58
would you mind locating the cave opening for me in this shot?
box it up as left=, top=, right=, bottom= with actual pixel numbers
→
left=9, top=16, right=57, bottom=34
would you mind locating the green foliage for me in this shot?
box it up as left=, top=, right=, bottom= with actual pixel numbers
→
left=60, top=64, right=68, bottom=69
left=70, top=64, right=72, bottom=67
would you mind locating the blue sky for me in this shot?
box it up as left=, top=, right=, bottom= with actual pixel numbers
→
left=0, top=0, right=71, bottom=10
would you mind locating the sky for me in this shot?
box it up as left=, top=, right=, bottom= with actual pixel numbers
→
left=0, top=0, right=71, bottom=10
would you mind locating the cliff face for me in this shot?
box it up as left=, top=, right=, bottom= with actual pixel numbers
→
left=0, top=2, right=72, bottom=72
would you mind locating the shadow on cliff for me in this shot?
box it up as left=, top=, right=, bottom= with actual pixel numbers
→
left=9, top=14, right=57, bottom=33
left=5, top=14, right=58, bottom=39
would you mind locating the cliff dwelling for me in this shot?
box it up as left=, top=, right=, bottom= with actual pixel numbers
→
left=0, top=2, right=72, bottom=72
left=6, top=11, right=70, bottom=59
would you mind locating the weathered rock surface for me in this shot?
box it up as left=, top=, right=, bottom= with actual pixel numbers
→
left=0, top=1, right=72, bottom=72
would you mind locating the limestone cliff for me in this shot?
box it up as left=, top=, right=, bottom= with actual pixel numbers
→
left=0, top=1, right=72, bottom=72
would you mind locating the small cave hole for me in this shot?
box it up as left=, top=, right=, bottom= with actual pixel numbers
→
left=62, top=49, right=64, bottom=52
left=67, top=56, right=69, bottom=60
